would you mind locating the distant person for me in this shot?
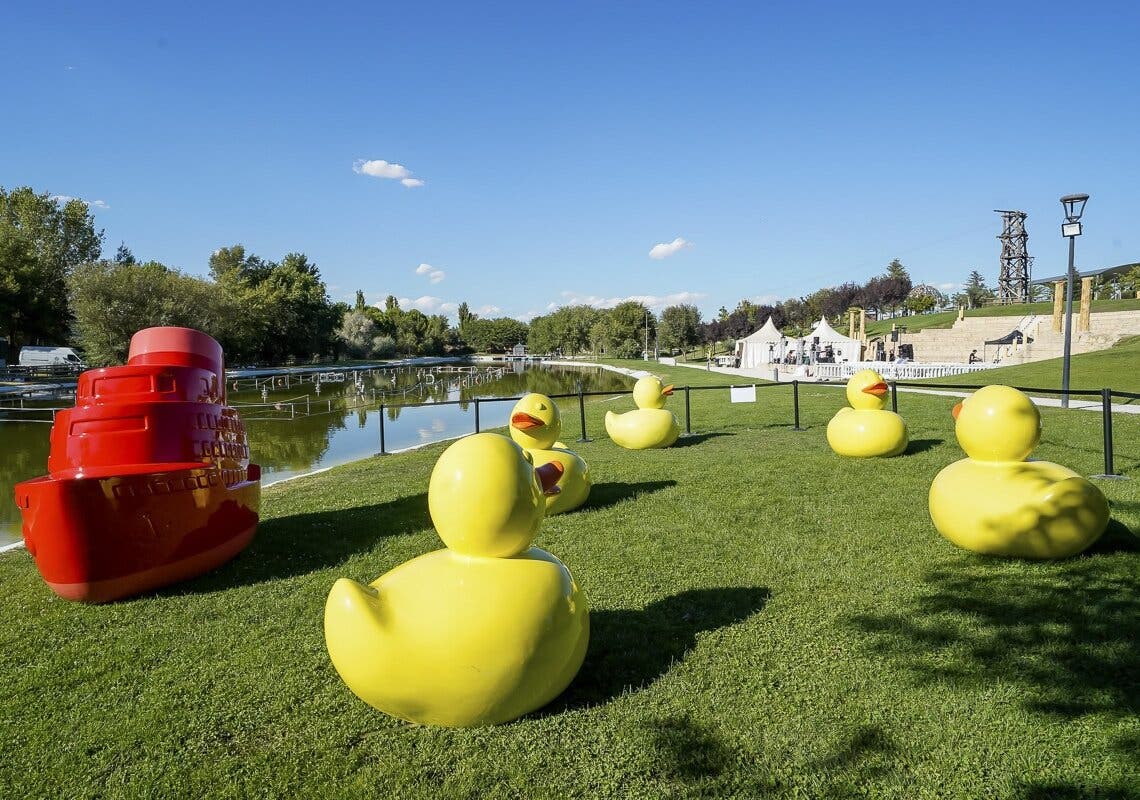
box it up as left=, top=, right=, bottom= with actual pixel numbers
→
left=968, top=349, right=981, bottom=363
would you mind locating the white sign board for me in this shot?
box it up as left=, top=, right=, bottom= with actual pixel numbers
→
left=729, top=385, right=757, bottom=403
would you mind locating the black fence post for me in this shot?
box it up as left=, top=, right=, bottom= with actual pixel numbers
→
left=792, top=380, right=805, bottom=431
left=378, top=404, right=387, bottom=454
left=1101, top=388, right=1115, bottom=477
left=576, top=384, right=590, bottom=442
left=474, top=397, right=481, bottom=433
left=684, top=386, right=692, bottom=434
left=890, top=381, right=898, bottom=413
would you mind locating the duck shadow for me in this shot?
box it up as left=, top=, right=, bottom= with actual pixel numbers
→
left=582, top=480, right=677, bottom=511
left=1084, top=518, right=1140, bottom=555
left=154, top=491, right=431, bottom=597
left=541, top=586, right=770, bottom=715
left=672, top=432, right=734, bottom=448
left=904, top=438, right=944, bottom=455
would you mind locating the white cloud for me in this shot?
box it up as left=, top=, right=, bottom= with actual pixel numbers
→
left=353, top=158, right=425, bottom=188
left=396, top=296, right=458, bottom=315
left=516, top=310, right=539, bottom=322
left=648, top=237, right=693, bottom=260
left=477, top=304, right=502, bottom=316
left=554, top=290, right=707, bottom=312
left=937, top=282, right=962, bottom=292
left=353, top=159, right=410, bottom=179
left=91, top=200, right=109, bottom=209
left=414, top=263, right=445, bottom=283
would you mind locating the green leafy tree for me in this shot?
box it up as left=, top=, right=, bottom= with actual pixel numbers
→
left=658, top=304, right=702, bottom=352
left=70, top=259, right=234, bottom=365
left=0, top=186, right=104, bottom=349
left=337, top=309, right=377, bottom=358
left=608, top=301, right=655, bottom=355
left=958, top=270, right=994, bottom=309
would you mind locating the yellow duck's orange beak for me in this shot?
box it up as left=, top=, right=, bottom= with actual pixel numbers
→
left=862, top=382, right=889, bottom=397
left=662, top=384, right=674, bottom=396
left=535, top=461, right=563, bottom=495
left=952, top=401, right=963, bottom=420
left=511, top=412, right=545, bottom=430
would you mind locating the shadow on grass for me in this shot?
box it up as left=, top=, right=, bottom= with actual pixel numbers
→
left=637, top=716, right=898, bottom=796
left=163, top=492, right=431, bottom=594
left=904, top=437, right=944, bottom=455
left=543, top=586, right=770, bottom=714
left=1085, top=519, right=1140, bottom=554
left=582, top=480, right=677, bottom=511
left=673, top=432, right=735, bottom=448
left=846, top=555, right=1140, bottom=772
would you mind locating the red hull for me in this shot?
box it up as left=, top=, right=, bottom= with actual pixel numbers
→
left=16, top=466, right=260, bottom=603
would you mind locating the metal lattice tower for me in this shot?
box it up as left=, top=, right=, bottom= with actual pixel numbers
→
left=994, top=210, right=1032, bottom=304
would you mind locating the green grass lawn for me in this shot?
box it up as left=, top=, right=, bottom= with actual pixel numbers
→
left=2, top=361, right=1138, bottom=799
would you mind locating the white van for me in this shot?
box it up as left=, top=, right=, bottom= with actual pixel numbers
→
left=18, top=346, right=86, bottom=370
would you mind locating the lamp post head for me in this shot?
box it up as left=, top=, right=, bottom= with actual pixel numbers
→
left=1060, top=193, right=1089, bottom=223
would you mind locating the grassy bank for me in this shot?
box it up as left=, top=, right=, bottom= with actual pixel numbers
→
left=908, top=336, right=1140, bottom=396
left=865, top=297, right=1140, bottom=337
left=2, top=362, right=1138, bottom=799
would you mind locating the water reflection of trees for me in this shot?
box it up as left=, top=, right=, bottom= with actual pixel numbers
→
left=363, top=365, right=632, bottom=422
left=42, top=364, right=634, bottom=478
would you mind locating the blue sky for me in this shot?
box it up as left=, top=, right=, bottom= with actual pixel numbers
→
left=5, top=1, right=1138, bottom=323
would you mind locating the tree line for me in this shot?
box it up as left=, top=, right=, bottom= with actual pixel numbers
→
left=10, top=185, right=1108, bottom=366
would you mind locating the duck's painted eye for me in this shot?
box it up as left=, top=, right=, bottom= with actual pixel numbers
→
left=537, top=403, right=546, bottom=411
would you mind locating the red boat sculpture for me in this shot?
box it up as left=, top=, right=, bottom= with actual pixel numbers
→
left=14, top=327, right=261, bottom=602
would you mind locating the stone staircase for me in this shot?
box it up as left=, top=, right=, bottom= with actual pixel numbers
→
left=896, top=310, right=1140, bottom=365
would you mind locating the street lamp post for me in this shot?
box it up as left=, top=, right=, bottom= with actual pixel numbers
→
left=1059, top=193, right=1089, bottom=409
left=644, top=309, right=649, bottom=361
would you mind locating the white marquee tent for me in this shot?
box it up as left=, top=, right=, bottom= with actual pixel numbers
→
left=805, top=317, right=862, bottom=363
left=735, top=317, right=789, bottom=367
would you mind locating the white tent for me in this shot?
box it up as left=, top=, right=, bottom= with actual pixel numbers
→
left=735, top=317, right=790, bottom=368
left=805, top=317, right=862, bottom=363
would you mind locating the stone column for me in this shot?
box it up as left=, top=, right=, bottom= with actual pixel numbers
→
left=848, top=309, right=856, bottom=340
left=858, top=309, right=866, bottom=340
left=1079, top=277, right=1092, bottom=331
left=1052, top=281, right=1065, bottom=332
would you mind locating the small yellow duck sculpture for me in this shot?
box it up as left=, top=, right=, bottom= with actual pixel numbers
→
left=605, top=376, right=680, bottom=450
left=826, top=369, right=908, bottom=457
left=929, top=385, right=1109, bottom=559
left=323, top=433, right=590, bottom=726
left=509, top=392, right=591, bottom=514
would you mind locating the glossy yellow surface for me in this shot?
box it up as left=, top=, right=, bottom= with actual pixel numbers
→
left=929, top=385, right=1109, bottom=558
left=605, top=376, right=680, bottom=449
left=826, top=369, right=907, bottom=457
left=324, top=433, right=590, bottom=726
left=428, top=432, right=546, bottom=557
left=509, top=393, right=592, bottom=514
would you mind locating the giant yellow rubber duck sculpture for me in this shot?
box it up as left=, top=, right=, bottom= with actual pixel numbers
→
left=323, top=433, right=590, bottom=726
left=929, top=385, right=1109, bottom=558
left=605, top=375, right=680, bottom=449
left=826, top=368, right=908, bottom=457
left=509, top=392, right=591, bottom=514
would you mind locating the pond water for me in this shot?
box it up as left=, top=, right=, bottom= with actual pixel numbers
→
left=0, top=363, right=633, bottom=548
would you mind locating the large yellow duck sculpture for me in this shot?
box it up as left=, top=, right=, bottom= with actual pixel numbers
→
left=509, top=392, right=591, bottom=514
left=323, top=433, right=590, bottom=726
left=826, top=368, right=908, bottom=457
left=929, top=385, right=1109, bottom=559
left=605, top=375, right=680, bottom=450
